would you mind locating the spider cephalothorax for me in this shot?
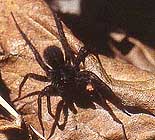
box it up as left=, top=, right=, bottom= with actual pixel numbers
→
left=11, top=11, right=128, bottom=139
left=43, top=46, right=76, bottom=88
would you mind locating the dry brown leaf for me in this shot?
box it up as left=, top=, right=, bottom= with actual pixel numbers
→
left=110, top=32, right=155, bottom=72
left=1, top=0, right=155, bottom=140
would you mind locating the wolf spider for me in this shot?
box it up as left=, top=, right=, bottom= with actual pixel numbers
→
left=11, top=11, right=129, bottom=139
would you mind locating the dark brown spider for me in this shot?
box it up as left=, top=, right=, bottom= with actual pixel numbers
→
left=11, top=12, right=129, bottom=139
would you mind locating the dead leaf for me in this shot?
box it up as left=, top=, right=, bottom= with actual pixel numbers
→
left=1, top=0, right=155, bottom=140
left=110, top=32, right=155, bottom=72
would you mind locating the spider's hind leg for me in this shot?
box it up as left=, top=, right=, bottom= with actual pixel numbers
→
left=52, top=11, right=75, bottom=64
left=95, top=54, right=112, bottom=84
left=11, top=12, right=51, bottom=73
left=75, top=45, right=112, bottom=83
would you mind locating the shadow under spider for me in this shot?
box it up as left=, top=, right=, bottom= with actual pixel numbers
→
left=11, top=11, right=154, bottom=140
left=15, top=80, right=130, bottom=139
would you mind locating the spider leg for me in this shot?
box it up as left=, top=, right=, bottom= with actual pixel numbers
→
left=38, top=91, right=45, bottom=137
left=75, top=47, right=89, bottom=68
left=47, top=93, right=69, bottom=130
left=95, top=54, right=112, bottom=84
left=11, top=12, right=51, bottom=73
left=77, top=70, right=129, bottom=115
left=52, top=11, right=75, bottom=64
left=67, top=101, right=77, bottom=114
left=101, top=99, right=128, bottom=140
left=37, top=85, right=68, bottom=138
left=93, top=84, right=128, bottom=139
left=47, top=100, right=65, bottom=139
left=13, top=91, right=40, bottom=103
left=77, top=71, right=128, bottom=139
left=93, top=78, right=130, bottom=116
left=37, top=85, right=58, bottom=137
left=43, top=2, right=74, bottom=62
left=47, top=94, right=55, bottom=118
left=18, top=73, right=49, bottom=99
left=75, top=45, right=112, bottom=83
left=95, top=79, right=131, bottom=116
left=58, top=102, right=68, bottom=130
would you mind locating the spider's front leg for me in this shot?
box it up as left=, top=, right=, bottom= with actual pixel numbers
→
left=47, top=93, right=69, bottom=130
left=37, top=85, right=69, bottom=138
left=76, top=70, right=128, bottom=139
left=77, top=70, right=128, bottom=114
left=47, top=100, right=69, bottom=139
left=37, top=85, right=57, bottom=137
left=101, top=99, right=128, bottom=140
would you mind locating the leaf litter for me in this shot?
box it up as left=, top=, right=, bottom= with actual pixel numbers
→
left=0, top=0, right=155, bottom=140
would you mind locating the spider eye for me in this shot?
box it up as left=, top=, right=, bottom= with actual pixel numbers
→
left=43, top=46, right=64, bottom=69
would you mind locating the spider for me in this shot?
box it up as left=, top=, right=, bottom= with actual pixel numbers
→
left=11, top=12, right=129, bottom=139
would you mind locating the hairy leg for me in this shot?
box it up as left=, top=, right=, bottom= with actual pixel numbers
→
left=47, top=94, right=69, bottom=130
left=52, top=11, right=75, bottom=64
left=58, top=103, right=68, bottom=130
left=47, top=94, right=55, bottom=118
left=11, top=12, right=51, bottom=73
left=48, top=100, right=65, bottom=139
left=19, top=73, right=49, bottom=99
left=37, top=85, right=57, bottom=136
left=38, top=91, right=45, bottom=136
left=101, top=99, right=128, bottom=140
left=77, top=70, right=128, bottom=139
left=75, top=46, right=112, bottom=83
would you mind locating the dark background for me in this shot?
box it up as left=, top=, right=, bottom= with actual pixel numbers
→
left=48, top=0, right=155, bottom=55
